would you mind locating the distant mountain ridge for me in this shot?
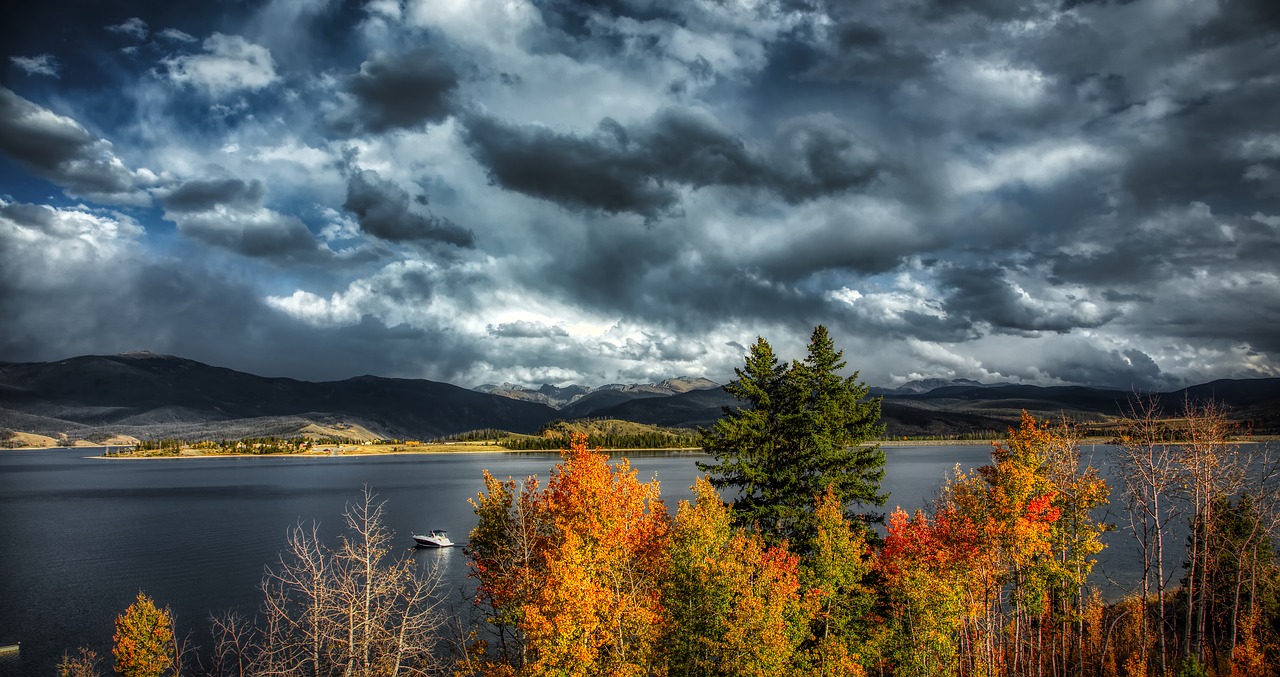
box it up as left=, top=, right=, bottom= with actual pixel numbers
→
left=476, top=377, right=719, bottom=412
left=0, top=353, right=554, bottom=441
left=869, top=378, right=1006, bottom=396
left=1, top=353, right=1277, bottom=442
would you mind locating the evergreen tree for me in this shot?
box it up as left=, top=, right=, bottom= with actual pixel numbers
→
left=699, top=326, right=886, bottom=547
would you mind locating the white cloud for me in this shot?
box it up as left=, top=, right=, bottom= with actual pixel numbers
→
left=266, top=288, right=362, bottom=326
left=0, top=199, right=144, bottom=267
left=106, top=17, right=148, bottom=40
left=1239, top=133, right=1280, bottom=160
left=827, top=272, right=949, bottom=326
left=267, top=259, right=449, bottom=328
left=250, top=139, right=331, bottom=170
left=158, top=27, right=197, bottom=43
left=10, top=54, right=59, bottom=78
left=949, top=139, right=1115, bottom=194
left=937, top=56, right=1052, bottom=109
left=1251, top=212, right=1280, bottom=228
left=164, top=33, right=280, bottom=97
left=405, top=0, right=539, bottom=54
left=610, top=15, right=770, bottom=81
left=902, top=338, right=996, bottom=381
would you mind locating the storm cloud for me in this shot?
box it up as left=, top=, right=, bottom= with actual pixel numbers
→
left=462, top=107, right=882, bottom=219
left=343, top=170, right=476, bottom=248
left=330, top=48, right=461, bottom=134
left=160, top=176, right=323, bottom=262
left=0, top=87, right=149, bottom=204
left=0, top=0, right=1277, bottom=389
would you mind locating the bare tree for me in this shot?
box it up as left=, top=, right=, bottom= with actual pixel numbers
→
left=1176, top=397, right=1244, bottom=663
left=255, top=487, right=446, bottom=676
left=205, top=611, right=258, bottom=677
left=1117, top=394, right=1181, bottom=675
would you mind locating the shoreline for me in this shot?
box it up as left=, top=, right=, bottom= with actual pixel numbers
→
left=9, top=435, right=1276, bottom=458
left=19, top=440, right=997, bottom=458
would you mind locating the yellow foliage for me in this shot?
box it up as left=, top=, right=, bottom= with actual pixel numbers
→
left=112, top=591, right=173, bottom=677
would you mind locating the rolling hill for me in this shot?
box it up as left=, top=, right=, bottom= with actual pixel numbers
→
left=0, top=352, right=554, bottom=441
left=1, top=353, right=1276, bottom=444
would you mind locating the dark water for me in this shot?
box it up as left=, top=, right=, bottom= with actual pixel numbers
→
left=0, top=444, right=1136, bottom=675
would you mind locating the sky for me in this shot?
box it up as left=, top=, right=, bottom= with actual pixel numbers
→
left=1, top=0, right=1278, bottom=391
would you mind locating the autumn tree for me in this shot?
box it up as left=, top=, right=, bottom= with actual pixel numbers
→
left=1040, top=417, right=1109, bottom=675
left=879, top=413, right=1109, bottom=677
left=468, top=433, right=670, bottom=677
left=699, top=326, right=885, bottom=547
left=798, top=486, right=876, bottom=674
left=113, top=591, right=174, bottom=677
left=58, top=647, right=103, bottom=677
left=877, top=505, right=975, bottom=676
left=467, top=471, right=549, bottom=670
left=661, top=477, right=817, bottom=677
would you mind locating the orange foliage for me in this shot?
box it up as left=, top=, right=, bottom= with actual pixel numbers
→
left=112, top=591, right=173, bottom=677
left=473, top=432, right=669, bottom=677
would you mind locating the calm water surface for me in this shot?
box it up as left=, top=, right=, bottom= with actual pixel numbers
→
left=0, top=444, right=1133, bottom=675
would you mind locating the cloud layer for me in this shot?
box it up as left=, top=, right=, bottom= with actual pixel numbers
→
left=1, top=0, right=1277, bottom=391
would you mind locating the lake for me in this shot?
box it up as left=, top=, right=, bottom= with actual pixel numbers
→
left=0, top=444, right=1134, bottom=675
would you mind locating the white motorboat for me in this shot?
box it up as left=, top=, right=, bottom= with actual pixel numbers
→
left=412, top=529, right=454, bottom=548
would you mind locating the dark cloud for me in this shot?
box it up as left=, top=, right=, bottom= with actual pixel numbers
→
left=343, top=169, right=476, bottom=248
left=0, top=246, right=472, bottom=384
left=767, top=114, right=883, bottom=201
left=462, top=107, right=882, bottom=218
left=533, top=0, right=682, bottom=40
left=0, top=87, right=147, bottom=204
left=160, top=175, right=321, bottom=262
left=1189, top=0, right=1280, bottom=45
left=330, top=48, right=460, bottom=134
left=1118, top=82, right=1280, bottom=212
left=172, top=210, right=319, bottom=261
left=162, top=177, right=265, bottom=212
left=462, top=113, right=679, bottom=219
left=801, top=16, right=933, bottom=83
left=0, top=201, right=64, bottom=233
left=937, top=265, right=1118, bottom=335
left=1038, top=345, right=1172, bottom=392
left=507, top=222, right=831, bottom=338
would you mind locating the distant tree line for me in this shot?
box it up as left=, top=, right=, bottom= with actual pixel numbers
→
left=128, top=436, right=364, bottom=456
left=499, top=429, right=699, bottom=451
left=438, top=428, right=509, bottom=444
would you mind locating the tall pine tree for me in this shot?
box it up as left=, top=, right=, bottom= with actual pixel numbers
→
left=699, top=326, right=886, bottom=548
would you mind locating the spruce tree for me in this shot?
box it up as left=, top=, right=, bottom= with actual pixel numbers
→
left=698, top=326, right=886, bottom=547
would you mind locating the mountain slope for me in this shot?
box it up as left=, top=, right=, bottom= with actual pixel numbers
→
left=2, top=354, right=1276, bottom=442
left=0, top=353, right=555, bottom=439
left=582, top=379, right=1280, bottom=435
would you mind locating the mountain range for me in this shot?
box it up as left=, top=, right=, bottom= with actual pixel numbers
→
left=1, top=352, right=1277, bottom=443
